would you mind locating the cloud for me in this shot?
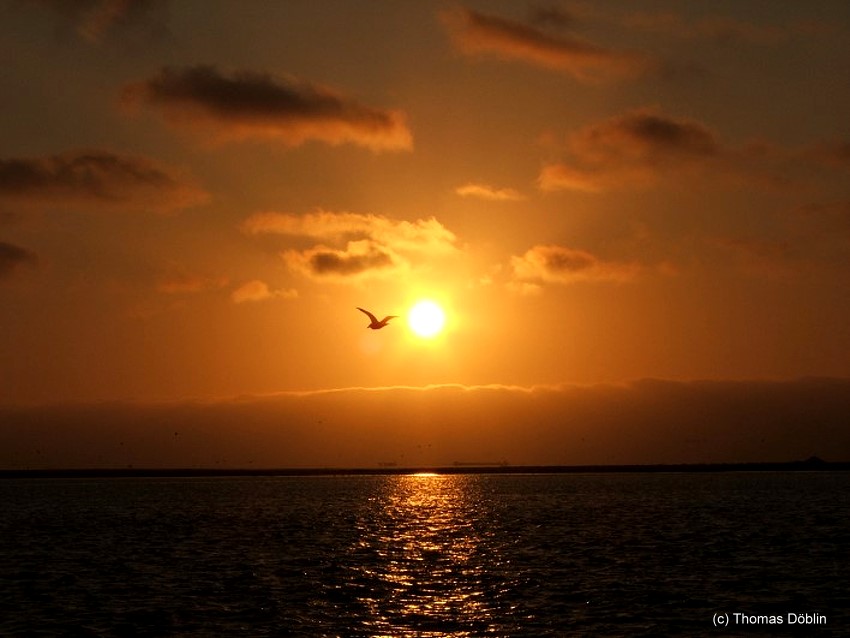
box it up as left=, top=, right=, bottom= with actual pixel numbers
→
left=243, top=210, right=458, bottom=282
left=511, top=244, right=640, bottom=286
left=0, top=149, right=208, bottom=213
left=2, top=378, right=848, bottom=468
left=282, top=241, right=397, bottom=282
left=539, top=108, right=722, bottom=192
left=121, top=65, right=413, bottom=152
left=231, top=280, right=298, bottom=304
left=243, top=211, right=457, bottom=253
left=0, top=241, right=37, bottom=280
left=570, top=108, right=720, bottom=161
left=440, top=7, right=649, bottom=82
left=539, top=111, right=850, bottom=195
left=26, top=0, right=169, bottom=43
left=538, top=163, right=636, bottom=193
left=455, top=182, right=525, bottom=201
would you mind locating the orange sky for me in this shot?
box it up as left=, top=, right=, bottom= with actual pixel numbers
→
left=2, top=1, right=850, bottom=467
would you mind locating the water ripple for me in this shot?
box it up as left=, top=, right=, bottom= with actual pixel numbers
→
left=1, top=473, right=848, bottom=635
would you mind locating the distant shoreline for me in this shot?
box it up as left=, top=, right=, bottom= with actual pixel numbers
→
left=2, top=459, right=848, bottom=479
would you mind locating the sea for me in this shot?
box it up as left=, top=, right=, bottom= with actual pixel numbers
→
left=1, top=472, right=848, bottom=637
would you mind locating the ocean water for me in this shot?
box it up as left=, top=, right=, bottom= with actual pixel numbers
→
left=1, top=472, right=848, bottom=637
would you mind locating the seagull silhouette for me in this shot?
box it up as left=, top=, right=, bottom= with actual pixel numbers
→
left=357, top=307, right=398, bottom=330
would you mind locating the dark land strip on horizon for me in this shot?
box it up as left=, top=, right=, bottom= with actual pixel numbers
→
left=1, top=458, right=848, bottom=479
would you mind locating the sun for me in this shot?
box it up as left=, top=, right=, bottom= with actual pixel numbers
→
left=408, top=300, right=446, bottom=338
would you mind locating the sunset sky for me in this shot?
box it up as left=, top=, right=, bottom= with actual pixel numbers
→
left=2, top=1, right=850, bottom=468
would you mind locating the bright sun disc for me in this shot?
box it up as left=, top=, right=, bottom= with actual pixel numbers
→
left=408, top=300, right=445, bottom=338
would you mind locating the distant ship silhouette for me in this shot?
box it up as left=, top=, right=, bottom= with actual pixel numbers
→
left=357, top=307, right=398, bottom=330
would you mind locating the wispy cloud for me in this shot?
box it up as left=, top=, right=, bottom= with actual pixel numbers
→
left=0, top=241, right=37, bottom=280
left=538, top=163, right=632, bottom=194
left=243, top=211, right=456, bottom=253
left=441, top=7, right=650, bottom=82
left=121, top=65, right=413, bottom=152
left=243, top=210, right=457, bottom=282
left=231, top=280, right=298, bottom=304
left=0, top=149, right=208, bottom=213
left=454, top=182, right=525, bottom=201
left=511, top=244, right=641, bottom=287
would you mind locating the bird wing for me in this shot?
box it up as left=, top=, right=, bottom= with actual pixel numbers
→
left=382, top=316, right=399, bottom=323
left=357, top=307, right=378, bottom=323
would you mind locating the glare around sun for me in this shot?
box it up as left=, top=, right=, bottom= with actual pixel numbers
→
left=408, top=300, right=446, bottom=338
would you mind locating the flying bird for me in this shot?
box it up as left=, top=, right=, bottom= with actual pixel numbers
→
left=357, top=307, right=398, bottom=330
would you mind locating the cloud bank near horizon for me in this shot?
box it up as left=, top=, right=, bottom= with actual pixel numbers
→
left=2, top=378, right=848, bottom=470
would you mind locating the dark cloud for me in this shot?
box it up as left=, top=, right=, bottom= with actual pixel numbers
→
left=572, top=108, right=719, bottom=159
left=542, top=110, right=850, bottom=194
left=121, top=66, right=413, bottom=151
left=282, top=241, right=396, bottom=281
left=539, top=108, right=722, bottom=192
left=0, top=149, right=208, bottom=213
left=308, top=245, right=394, bottom=276
left=627, top=114, right=715, bottom=153
left=441, top=7, right=650, bottom=82
left=2, top=378, right=848, bottom=468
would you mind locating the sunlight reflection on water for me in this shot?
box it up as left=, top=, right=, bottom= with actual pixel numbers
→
left=347, top=474, right=520, bottom=637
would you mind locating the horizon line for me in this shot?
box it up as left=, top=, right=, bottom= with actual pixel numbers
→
left=2, top=458, right=848, bottom=479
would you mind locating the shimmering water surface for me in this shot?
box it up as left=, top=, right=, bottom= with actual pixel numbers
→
left=2, top=472, right=848, bottom=636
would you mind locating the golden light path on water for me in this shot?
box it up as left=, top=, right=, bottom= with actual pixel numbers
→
left=348, top=474, right=520, bottom=636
